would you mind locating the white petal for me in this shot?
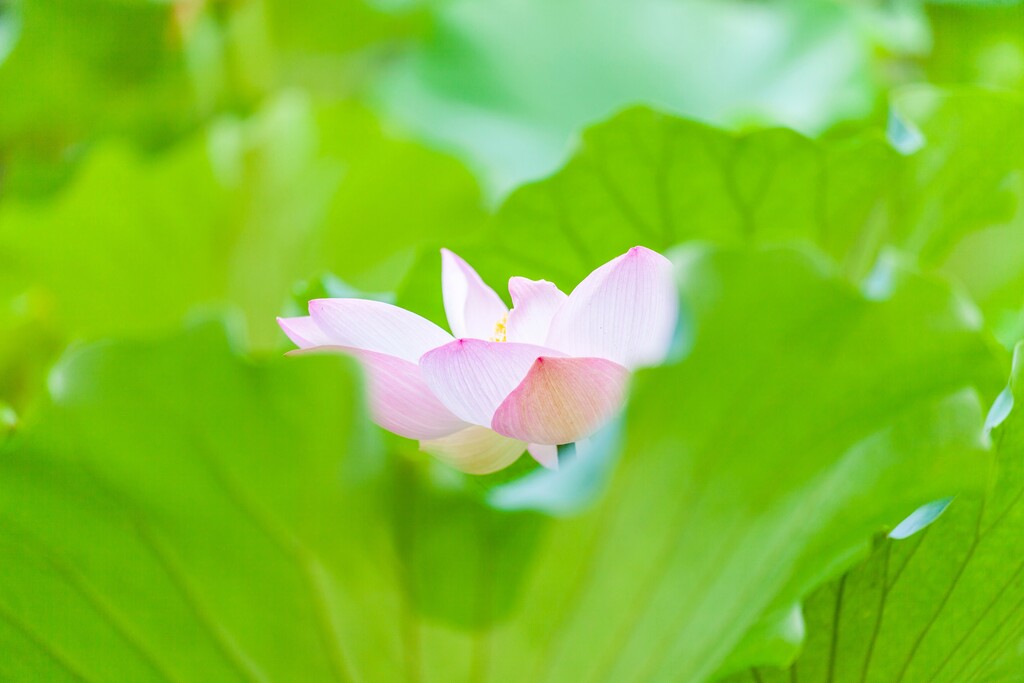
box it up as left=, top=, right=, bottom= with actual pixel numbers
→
left=277, top=316, right=334, bottom=348
left=441, top=249, right=508, bottom=339
left=420, top=426, right=525, bottom=474
left=419, top=339, right=565, bottom=426
left=506, top=277, right=568, bottom=345
left=546, top=246, right=678, bottom=368
left=309, top=299, right=452, bottom=363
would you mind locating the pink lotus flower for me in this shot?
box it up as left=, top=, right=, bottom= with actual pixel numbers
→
left=279, top=246, right=677, bottom=474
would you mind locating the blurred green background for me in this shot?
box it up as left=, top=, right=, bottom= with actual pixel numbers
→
left=3, top=0, right=1024, bottom=681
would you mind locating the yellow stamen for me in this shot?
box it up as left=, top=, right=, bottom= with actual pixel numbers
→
left=490, top=313, right=508, bottom=342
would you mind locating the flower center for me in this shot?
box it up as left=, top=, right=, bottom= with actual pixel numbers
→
left=490, top=313, right=508, bottom=342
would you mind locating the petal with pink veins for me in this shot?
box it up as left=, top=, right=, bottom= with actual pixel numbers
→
left=441, top=249, right=508, bottom=339
left=277, top=316, right=334, bottom=349
left=420, top=426, right=526, bottom=474
left=506, top=277, right=567, bottom=345
left=546, top=246, right=677, bottom=368
left=491, top=356, right=630, bottom=445
left=308, top=299, right=452, bottom=363
left=419, top=339, right=566, bottom=426
left=528, top=443, right=559, bottom=470
left=289, top=346, right=468, bottom=440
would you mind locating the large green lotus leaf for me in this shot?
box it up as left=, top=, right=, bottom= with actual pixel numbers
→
left=214, top=98, right=485, bottom=347
left=0, top=94, right=484, bottom=421
left=0, top=136, right=231, bottom=338
left=490, top=108, right=896, bottom=282
left=372, top=0, right=883, bottom=195
left=727, top=342, right=1024, bottom=682
left=0, top=94, right=483, bottom=350
left=394, top=89, right=1024, bottom=336
left=517, top=246, right=1001, bottom=682
left=0, top=323, right=403, bottom=682
left=394, top=106, right=898, bottom=324
left=0, top=244, right=1003, bottom=681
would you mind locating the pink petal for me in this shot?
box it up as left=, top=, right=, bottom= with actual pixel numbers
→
left=546, top=246, right=677, bottom=368
left=309, top=299, right=453, bottom=363
left=419, top=339, right=566, bottom=426
left=491, top=356, right=630, bottom=445
left=506, top=278, right=568, bottom=345
left=441, top=249, right=509, bottom=339
left=420, top=426, right=525, bottom=474
left=277, top=316, right=334, bottom=348
left=290, top=346, right=467, bottom=440
left=528, top=444, right=559, bottom=470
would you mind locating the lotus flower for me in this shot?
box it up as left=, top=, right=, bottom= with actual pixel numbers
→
left=278, top=246, right=677, bottom=474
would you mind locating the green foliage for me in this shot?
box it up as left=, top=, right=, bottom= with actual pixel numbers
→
left=0, top=324, right=384, bottom=682
left=0, top=0, right=194, bottom=144
left=919, top=90, right=1024, bottom=346
left=0, top=0, right=424, bottom=196
left=729, top=343, right=1024, bottom=682
left=0, top=95, right=483, bottom=351
left=517, top=246, right=1001, bottom=682
left=398, top=89, right=1024, bottom=342
left=488, top=109, right=896, bottom=280
left=890, top=88, right=1024, bottom=264
left=373, top=0, right=884, bottom=195
left=4, top=1, right=1024, bottom=680
left=0, top=0, right=197, bottom=195
left=0, top=245, right=1003, bottom=681
left=926, top=3, right=1024, bottom=93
